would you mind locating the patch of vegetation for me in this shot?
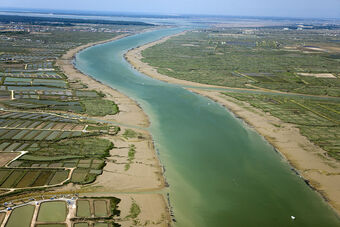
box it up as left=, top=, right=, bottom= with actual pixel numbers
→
left=128, top=145, right=136, bottom=161
left=26, top=137, right=113, bottom=158
left=87, top=124, right=120, bottom=135
left=0, top=99, right=83, bottom=112
left=124, top=144, right=136, bottom=171
left=86, top=125, right=110, bottom=131
left=142, top=29, right=340, bottom=96
left=81, top=99, right=119, bottom=116
left=20, top=155, right=82, bottom=161
left=110, top=197, right=121, bottom=217
left=126, top=199, right=141, bottom=219
left=224, top=92, right=340, bottom=160
left=122, top=129, right=137, bottom=138
left=124, top=163, right=130, bottom=171
left=20, top=138, right=114, bottom=185
left=122, top=129, right=144, bottom=139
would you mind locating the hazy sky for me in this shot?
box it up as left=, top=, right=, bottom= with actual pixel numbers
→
left=1, top=0, right=340, bottom=18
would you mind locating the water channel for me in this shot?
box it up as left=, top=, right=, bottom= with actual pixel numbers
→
left=76, top=28, right=340, bottom=227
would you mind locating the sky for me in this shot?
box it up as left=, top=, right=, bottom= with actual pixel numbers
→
left=1, top=0, right=340, bottom=19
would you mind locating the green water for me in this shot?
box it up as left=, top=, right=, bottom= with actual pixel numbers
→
left=76, top=28, right=340, bottom=226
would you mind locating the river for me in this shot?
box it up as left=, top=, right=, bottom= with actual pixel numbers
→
left=75, top=28, right=340, bottom=227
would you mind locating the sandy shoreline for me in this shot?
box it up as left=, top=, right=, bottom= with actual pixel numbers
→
left=56, top=33, right=170, bottom=226
left=125, top=33, right=340, bottom=216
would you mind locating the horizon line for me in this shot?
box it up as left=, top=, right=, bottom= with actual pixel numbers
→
left=0, top=7, right=340, bottom=21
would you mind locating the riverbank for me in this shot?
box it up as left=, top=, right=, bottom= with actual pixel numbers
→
left=57, top=34, right=150, bottom=128
left=125, top=33, right=340, bottom=216
left=125, top=31, right=216, bottom=88
left=56, top=33, right=171, bottom=226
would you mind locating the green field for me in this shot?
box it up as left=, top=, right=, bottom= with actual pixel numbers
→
left=19, top=154, right=82, bottom=161
left=1, top=196, right=121, bottom=227
left=71, top=169, right=88, bottom=183
left=12, top=137, right=113, bottom=185
left=94, top=223, right=108, bottom=227
left=76, top=200, right=91, bottom=217
left=37, top=201, right=67, bottom=222
left=142, top=29, right=340, bottom=97
left=1, top=170, right=25, bottom=188
left=5, top=205, right=35, bottom=227
left=4, top=155, right=104, bottom=186
left=0, top=170, right=12, bottom=185
left=223, top=92, right=340, bottom=159
left=36, top=225, right=66, bottom=227
left=31, top=171, right=53, bottom=187
left=26, top=137, right=113, bottom=158
left=74, top=223, right=89, bottom=227
left=48, top=171, right=69, bottom=185
left=15, top=171, right=41, bottom=188
left=94, top=200, right=108, bottom=217
left=81, top=99, right=119, bottom=116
